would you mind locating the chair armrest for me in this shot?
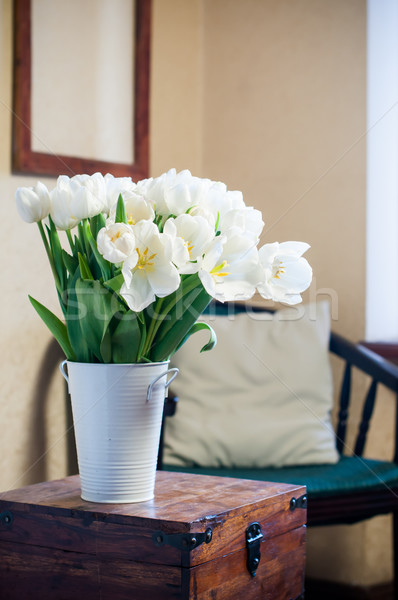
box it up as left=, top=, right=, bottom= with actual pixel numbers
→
left=330, top=332, right=398, bottom=392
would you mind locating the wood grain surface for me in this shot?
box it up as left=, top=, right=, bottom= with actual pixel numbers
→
left=0, top=472, right=306, bottom=599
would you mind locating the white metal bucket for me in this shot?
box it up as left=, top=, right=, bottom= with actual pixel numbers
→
left=60, top=361, right=178, bottom=503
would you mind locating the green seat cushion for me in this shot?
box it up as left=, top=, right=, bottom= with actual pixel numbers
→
left=164, top=455, right=398, bottom=498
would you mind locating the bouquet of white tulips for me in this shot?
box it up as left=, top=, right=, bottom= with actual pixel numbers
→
left=15, top=169, right=312, bottom=364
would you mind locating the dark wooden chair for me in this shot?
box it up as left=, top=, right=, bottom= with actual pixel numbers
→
left=158, top=302, right=398, bottom=598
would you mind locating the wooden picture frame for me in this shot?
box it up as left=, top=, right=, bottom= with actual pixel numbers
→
left=12, top=0, right=150, bottom=179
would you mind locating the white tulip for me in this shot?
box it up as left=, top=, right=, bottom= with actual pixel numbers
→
left=197, top=229, right=263, bottom=302
left=164, top=174, right=213, bottom=217
left=15, top=181, right=51, bottom=223
left=50, top=183, right=79, bottom=230
left=109, top=189, right=154, bottom=225
left=135, top=169, right=255, bottom=243
left=257, top=241, right=312, bottom=305
left=163, top=214, right=215, bottom=272
left=97, top=223, right=137, bottom=264
left=162, top=219, right=190, bottom=270
left=136, top=169, right=217, bottom=218
left=71, top=172, right=106, bottom=206
left=104, top=173, right=136, bottom=214
left=50, top=174, right=107, bottom=229
left=134, top=168, right=178, bottom=216
left=189, top=185, right=251, bottom=239
left=193, top=185, right=244, bottom=224
left=220, top=207, right=264, bottom=242
left=121, top=220, right=180, bottom=312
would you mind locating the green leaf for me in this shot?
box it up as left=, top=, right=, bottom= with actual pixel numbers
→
left=100, top=327, right=112, bottom=363
left=88, top=252, right=103, bottom=280
left=78, top=252, right=94, bottom=280
left=103, top=273, right=129, bottom=310
left=83, top=220, right=112, bottom=281
left=57, top=289, right=67, bottom=317
left=29, top=295, right=76, bottom=360
left=73, top=234, right=85, bottom=259
left=111, top=312, right=141, bottom=363
left=103, top=273, right=124, bottom=294
left=48, top=216, right=66, bottom=293
left=75, top=279, right=125, bottom=362
left=115, top=193, right=128, bottom=224
left=153, top=285, right=202, bottom=346
left=175, top=321, right=217, bottom=354
left=62, top=250, right=79, bottom=277
left=65, top=270, right=92, bottom=362
left=149, top=274, right=204, bottom=350
left=75, top=279, right=111, bottom=361
left=78, top=221, right=91, bottom=257
left=90, top=213, right=106, bottom=239
left=150, top=287, right=212, bottom=362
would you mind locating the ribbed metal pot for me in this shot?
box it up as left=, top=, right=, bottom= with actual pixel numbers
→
left=60, top=361, right=178, bottom=503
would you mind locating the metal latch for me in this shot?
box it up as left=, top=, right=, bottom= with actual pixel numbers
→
left=152, top=527, right=212, bottom=551
left=0, top=511, right=13, bottom=526
left=290, top=494, right=307, bottom=511
left=246, top=522, right=263, bottom=577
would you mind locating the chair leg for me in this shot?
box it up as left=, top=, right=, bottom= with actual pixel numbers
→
left=394, top=511, right=398, bottom=600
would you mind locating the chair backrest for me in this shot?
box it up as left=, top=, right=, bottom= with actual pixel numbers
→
left=330, top=332, right=398, bottom=461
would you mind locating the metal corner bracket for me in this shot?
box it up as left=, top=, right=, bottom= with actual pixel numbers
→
left=152, top=527, right=212, bottom=551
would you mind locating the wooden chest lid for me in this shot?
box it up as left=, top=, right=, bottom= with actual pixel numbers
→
left=0, top=471, right=306, bottom=568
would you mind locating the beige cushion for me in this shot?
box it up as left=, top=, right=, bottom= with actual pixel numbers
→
left=164, top=301, right=339, bottom=468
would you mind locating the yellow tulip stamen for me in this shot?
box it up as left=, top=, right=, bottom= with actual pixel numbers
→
left=211, top=260, right=230, bottom=278
left=110, top=230, right=122, bottom=243
left=136, top=247, right=157, bottom=271
left=186, top=239, right=194, bottom=256
left=273, top=260, right=285, bottom=280
left=127, top=212, right=136, bottom=226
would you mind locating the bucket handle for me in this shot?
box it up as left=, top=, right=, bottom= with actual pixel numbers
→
left=60, top=360, right=69, bottom=390
left=146, top=368, right=179, bottom=403
left=60, top=360, right=179, bottom=402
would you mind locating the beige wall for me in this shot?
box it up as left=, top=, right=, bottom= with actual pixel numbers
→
left=0, top=0, right=393, bottom=588
left=150, top=0, right=203, bottom=175
left=201, top=0, right=366, bottom=338
left=0, top=0, right=66, bottom=489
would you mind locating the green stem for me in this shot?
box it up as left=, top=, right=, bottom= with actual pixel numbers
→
left=140, top=297, right=164, bottom=358
left=37, top=220, right=50, bottom=255
left=37, top=221, right=62, bottom=294
left=136, top=320, right=147, bottom=363
left=66, top=229, right=74, bottom=253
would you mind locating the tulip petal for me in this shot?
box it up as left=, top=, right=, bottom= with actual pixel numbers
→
left=277, top=256, right=313, bottom=292
left=147, top=263, right=180, bottom=297
left=121, top=270, right=156, bottom=312
left=279, top=241, right=310, bottom=257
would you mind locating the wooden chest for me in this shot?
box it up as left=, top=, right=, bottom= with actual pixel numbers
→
left=0, top=472, right=306, bottom=599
